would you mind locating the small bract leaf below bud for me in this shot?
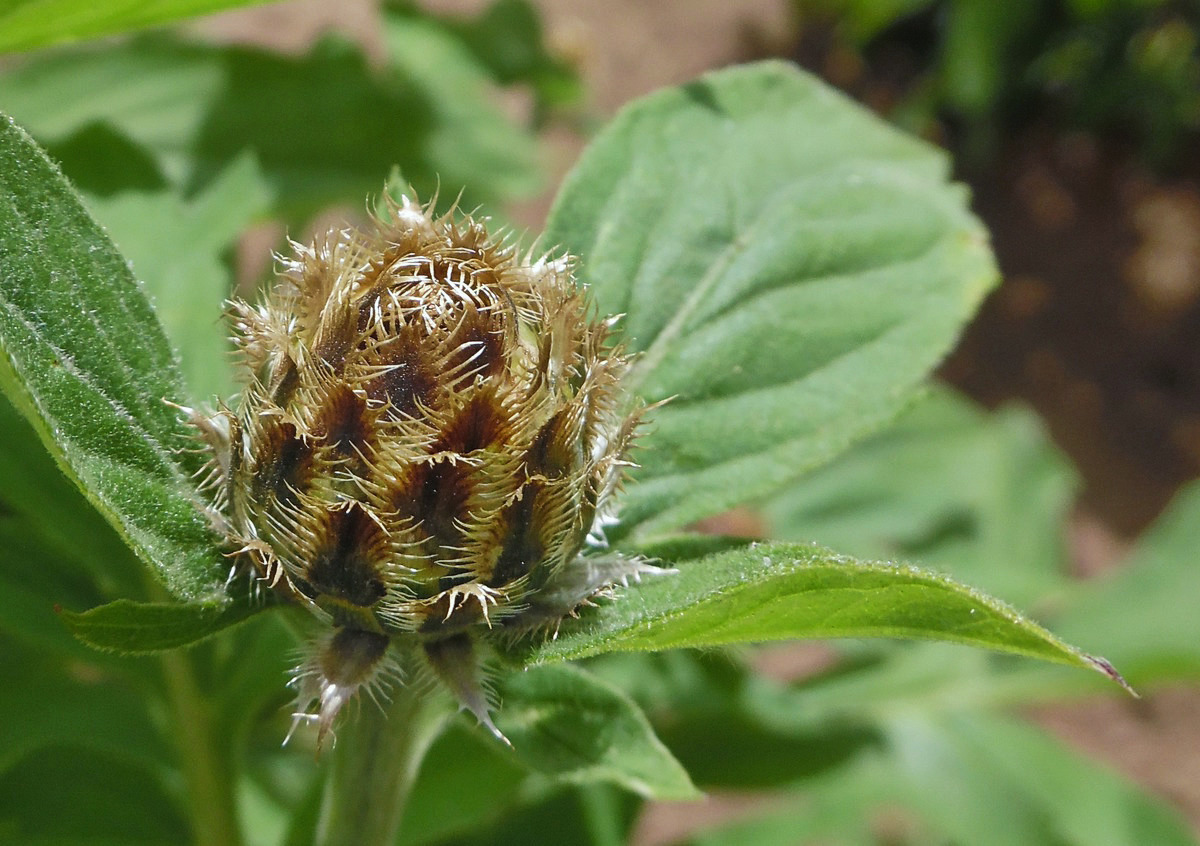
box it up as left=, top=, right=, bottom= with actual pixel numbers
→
left=191, top=194, right=654, bottom=743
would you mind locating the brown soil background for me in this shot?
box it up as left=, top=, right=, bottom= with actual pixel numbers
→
left=197, top=1, right=1200, bottom=842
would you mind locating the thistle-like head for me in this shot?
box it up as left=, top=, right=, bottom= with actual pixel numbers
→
left=193, top=195, right=654, bottom=742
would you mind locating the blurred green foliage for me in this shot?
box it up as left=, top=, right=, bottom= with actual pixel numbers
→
left=796, top=0, right=1200, bottom=165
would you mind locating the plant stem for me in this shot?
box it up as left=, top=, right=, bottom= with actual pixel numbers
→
left=314, top=677, right=451, bottom=846
left=159, top=648, right=244, bottom=846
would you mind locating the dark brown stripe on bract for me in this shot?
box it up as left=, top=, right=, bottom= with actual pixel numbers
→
left=251, top=419, right=313, bottom=507
left=305, top=504, right=388, bottom=608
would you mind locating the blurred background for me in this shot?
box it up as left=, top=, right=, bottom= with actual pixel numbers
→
left=2, top=1, right=1199, bottom=843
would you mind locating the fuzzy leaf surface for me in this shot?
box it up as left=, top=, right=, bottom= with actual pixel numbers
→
left=494, top=664, right=700, bottom=800
left=515, top=544, right=1119, bottom=686
left=0, top=114, right=225, bottom=599
left=544, top=61, right=997, bottom=538
left=0, top=0, right=274, bottom=53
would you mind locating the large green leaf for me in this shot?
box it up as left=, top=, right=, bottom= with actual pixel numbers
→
left=513, top=543, right=1122, bottom=688
left=493, top=664, right=699, bottom=801
left=544, top=61, right=997, bottom=539
left=0, top=113, right=225, bottom=599
left=0, top=0, right=274, bottom=54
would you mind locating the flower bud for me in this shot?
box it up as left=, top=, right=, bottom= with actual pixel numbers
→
left=195, top=196, right=655, bottom=742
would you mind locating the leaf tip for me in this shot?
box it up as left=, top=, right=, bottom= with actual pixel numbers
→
left=1085, top=653, right=1138, bottom=698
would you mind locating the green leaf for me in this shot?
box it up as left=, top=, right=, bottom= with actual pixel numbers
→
left=408, top=784, right=640, bottom=846
left=679, top=706, right=1197, bottom=846
left=817, top=0, right=938, bottom=44
left=683, top=710, right=1200, bottom=846
left=88, top=152, right=270, bottom=401
left=0, top=0, right=275, bottom=54
left=60, top=597, right=266, bottom=653
left=0, top=390, right=145, bottom=599
left=45, top=121, right=168, bottom=195
left=0, top=523, right=115, bottom=656
left=515, top=543, right=1122, bottom=687
left=211, top=612, right=298, bottom=735
left=681, top=766, right=884, bottom=846
left=493, top=664, right=700, bottom=801
left=0, top=113, right=226, bottom=599
left=767, top=388, right=1077, bottom=607
left=410, top=0, right=583, bottom=117
left=186, top=36, right=450, bottom=217
left=543, top=61, right=997, bottom=538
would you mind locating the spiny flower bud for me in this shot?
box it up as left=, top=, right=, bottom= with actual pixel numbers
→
left=192, top=195, right=657, bottom=743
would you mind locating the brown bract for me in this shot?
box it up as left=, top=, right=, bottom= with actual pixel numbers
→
left=191, top=195, right=656, bottom=742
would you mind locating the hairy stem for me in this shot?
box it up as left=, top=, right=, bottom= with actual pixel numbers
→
left=159, top=649, right=244, bottom=846
left=314, top=677, right=451, bottom=846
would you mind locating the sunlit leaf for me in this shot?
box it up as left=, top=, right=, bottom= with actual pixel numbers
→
left=545, top=61, right=997, bottom=538
left=515, top=543, right=1122, bottom=689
